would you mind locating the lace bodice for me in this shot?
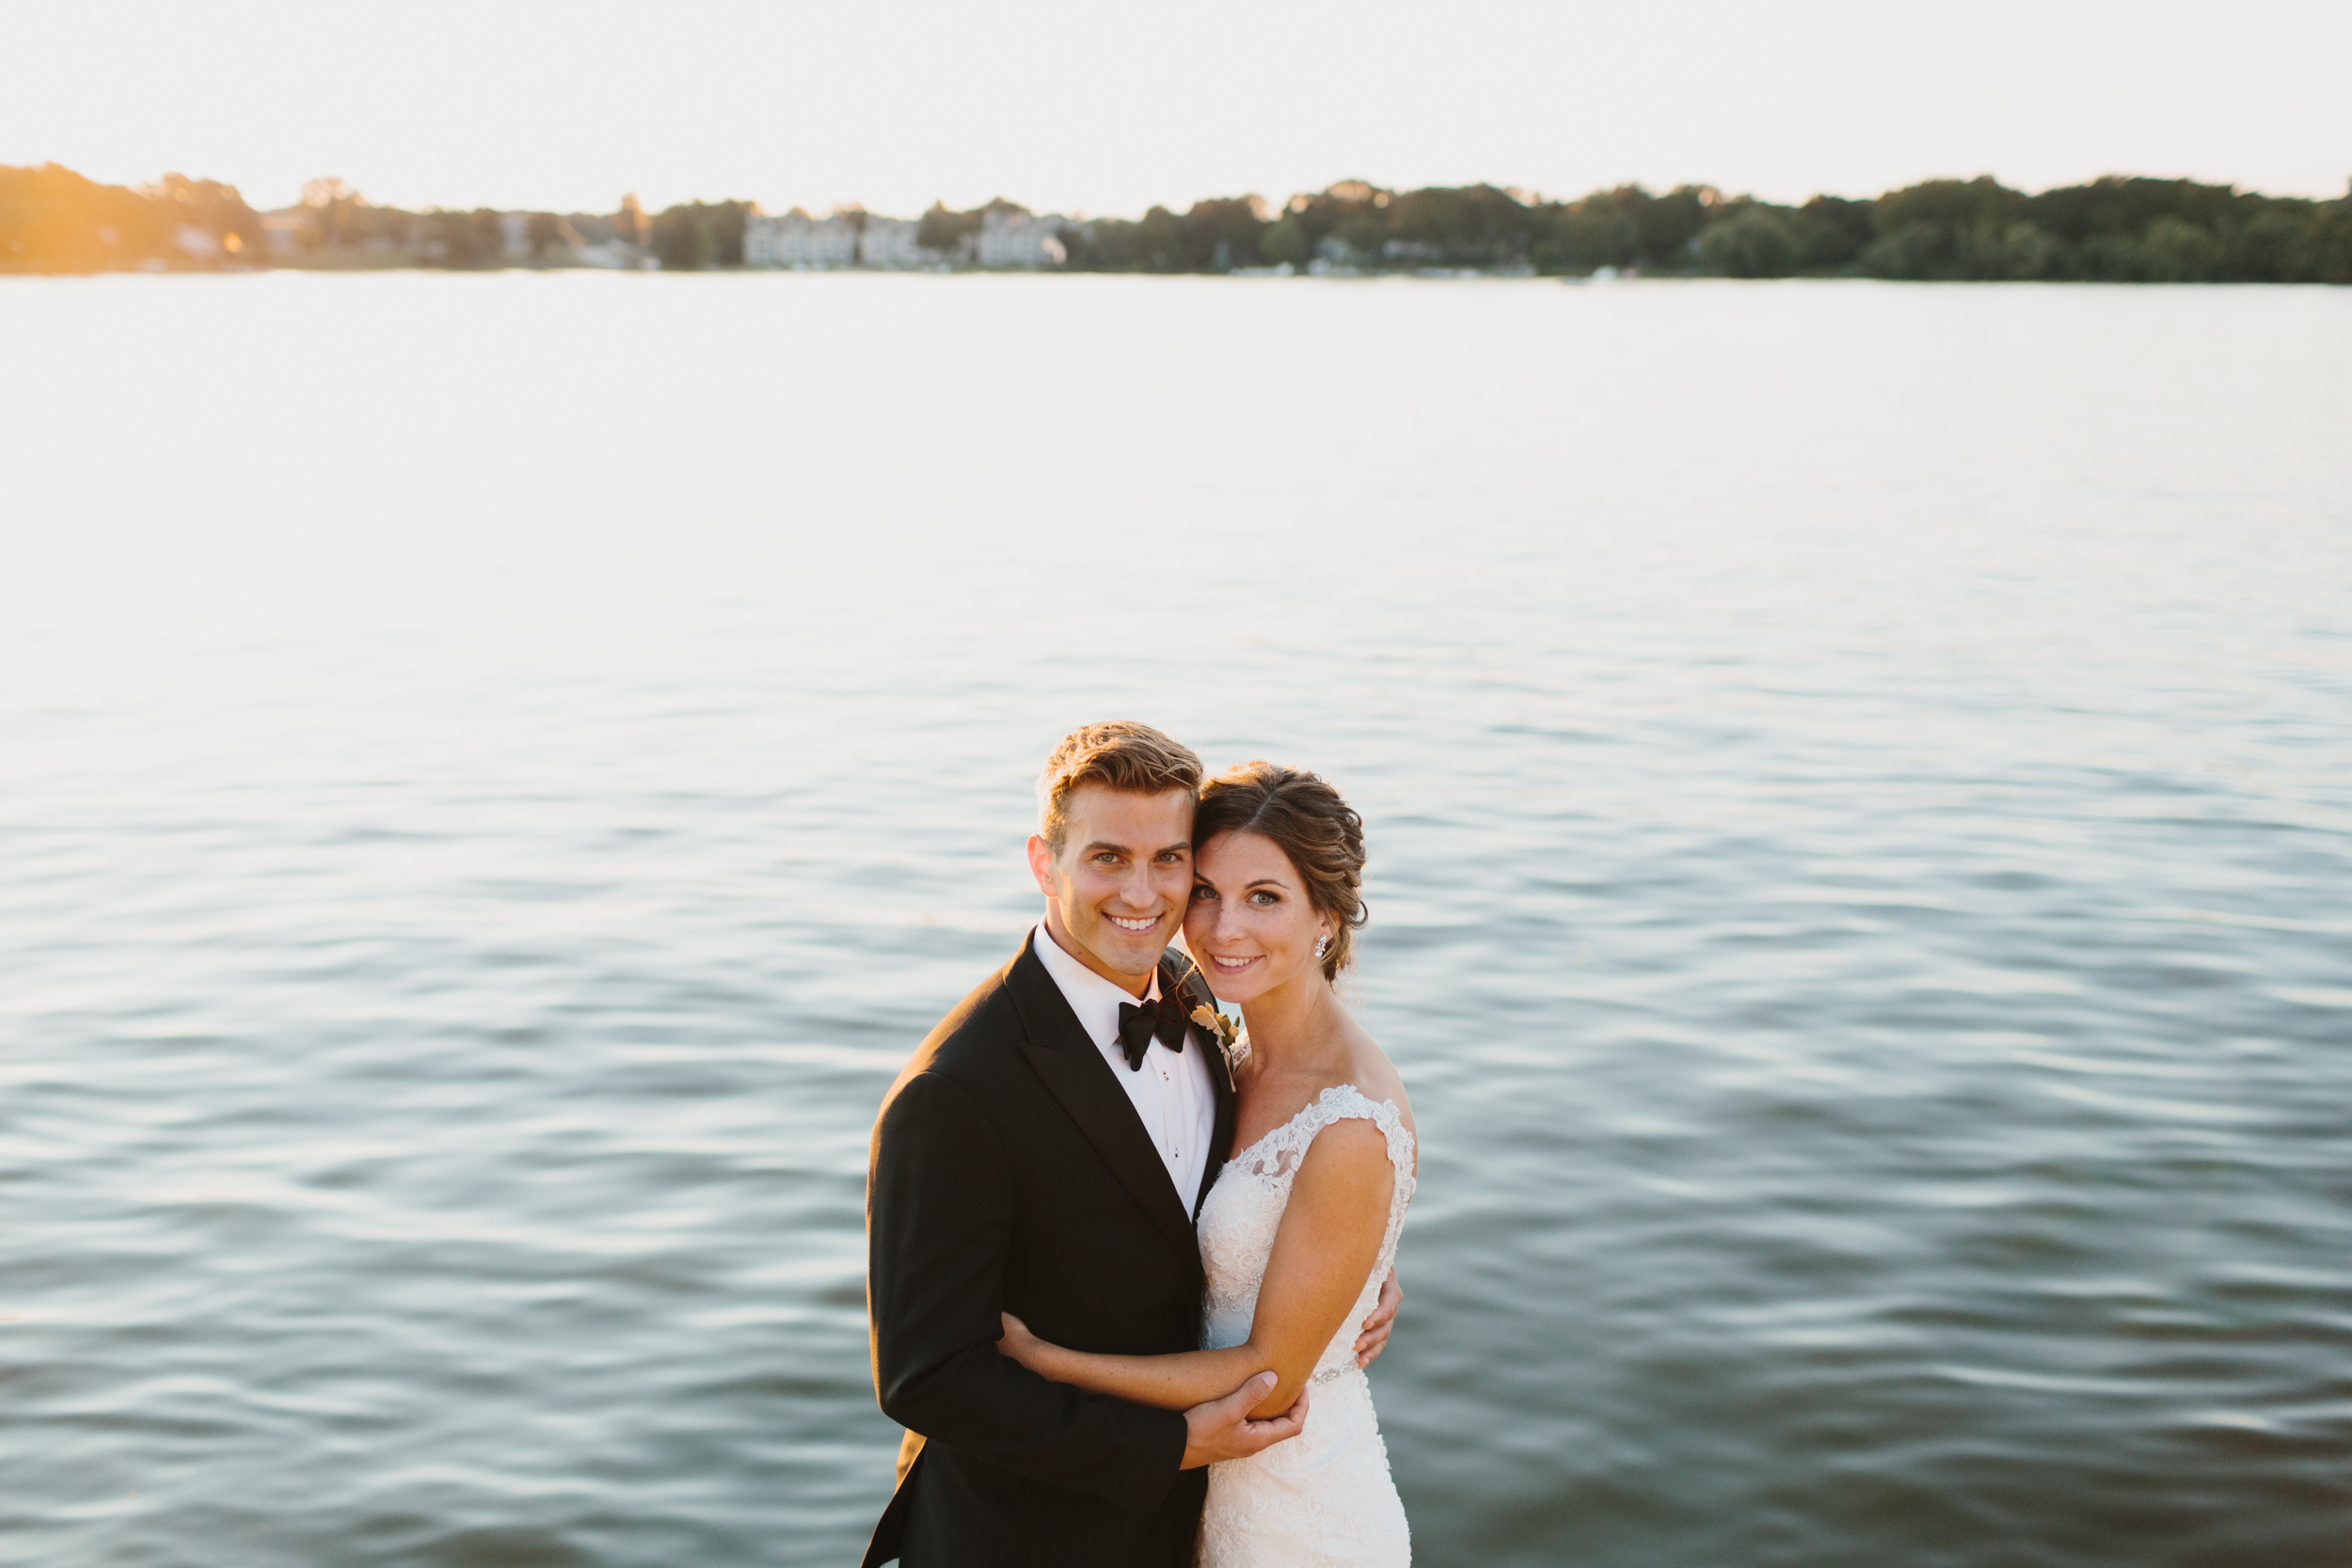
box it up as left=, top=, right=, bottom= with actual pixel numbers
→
left=1199, top=1081, right=1418, bottom=1386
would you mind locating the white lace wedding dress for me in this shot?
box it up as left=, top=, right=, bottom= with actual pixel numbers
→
left=1197, top=1080, right=1417, bottom=1566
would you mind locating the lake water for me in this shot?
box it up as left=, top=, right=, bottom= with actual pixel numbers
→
left=3, top=272, right=2347, bottom=1567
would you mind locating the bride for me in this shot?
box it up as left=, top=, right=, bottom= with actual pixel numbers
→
left=997, top=761, right=1417, bottom=1566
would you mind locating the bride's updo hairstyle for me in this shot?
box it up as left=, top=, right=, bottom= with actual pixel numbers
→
left=1193, top=762, right=1368, bottom=982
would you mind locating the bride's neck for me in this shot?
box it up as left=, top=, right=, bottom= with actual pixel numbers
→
left=1236, top=971, right=1343, bottom=1070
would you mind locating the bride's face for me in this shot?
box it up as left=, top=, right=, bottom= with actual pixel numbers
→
left=1183, top=830, right=1331, bottom=1003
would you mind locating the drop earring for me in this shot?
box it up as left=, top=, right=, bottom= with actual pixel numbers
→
left=1313, top=933, right=1330, bottom=960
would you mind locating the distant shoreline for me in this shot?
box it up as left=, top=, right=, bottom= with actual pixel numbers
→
left=8, top=165, right=2350, bottom=284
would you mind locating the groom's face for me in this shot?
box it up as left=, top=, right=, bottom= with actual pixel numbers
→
left=1026, top=784, right=1196, bottom=991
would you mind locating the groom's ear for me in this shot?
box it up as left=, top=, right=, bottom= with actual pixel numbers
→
left=1025, top=833, right=1059, bottom=897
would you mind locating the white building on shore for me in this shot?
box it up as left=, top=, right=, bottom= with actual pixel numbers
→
left=976, top=210, right=1069, bottom=268
left=858, top=216, right=930, bottom=268
left=743, top=211, right=860, bottom=268
left=742, top=205, right=1068, bottom=269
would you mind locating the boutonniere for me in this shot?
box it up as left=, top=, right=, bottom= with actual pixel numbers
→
left=1189, top=1004, right=1241, bottom=1058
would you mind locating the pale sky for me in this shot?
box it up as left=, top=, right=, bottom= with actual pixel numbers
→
left=8, top=0, right=2348, bottom=217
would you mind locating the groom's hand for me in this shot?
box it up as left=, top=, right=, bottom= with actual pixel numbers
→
left=1355, top=1269, right=1402, bottom=1369
left=1179, top=1371, right=1308, bottom=1469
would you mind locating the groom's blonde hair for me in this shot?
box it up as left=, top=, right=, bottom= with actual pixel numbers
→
left=1036, top=721, right=1203, bottom=854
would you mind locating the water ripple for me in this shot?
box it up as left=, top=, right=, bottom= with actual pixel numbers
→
left=3, top=274, right=2349, bottom=1564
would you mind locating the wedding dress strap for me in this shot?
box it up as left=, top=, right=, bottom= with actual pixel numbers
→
left=1233, top=1084, right=1416, bottom=1194
left=1302, top=1084, right=1414, bottom=1169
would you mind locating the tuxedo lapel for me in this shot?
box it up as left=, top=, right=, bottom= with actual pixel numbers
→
left=1007, top=936, right=1203, bottom=1281
left=1161, top=948, right=1238, bottom=1221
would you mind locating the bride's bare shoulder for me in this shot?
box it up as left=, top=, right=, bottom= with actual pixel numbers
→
left=1336, top=1020, right=1413, bottom=1137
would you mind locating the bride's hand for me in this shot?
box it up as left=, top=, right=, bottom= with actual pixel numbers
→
left=996, top=1311, right=1049, bottom=1370
left=1355, top=1269, right=1402, bottom=1368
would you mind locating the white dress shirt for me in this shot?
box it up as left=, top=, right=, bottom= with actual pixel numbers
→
left=1032, top=921, right=1218, bottom=1213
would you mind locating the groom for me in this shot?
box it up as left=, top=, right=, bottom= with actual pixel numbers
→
left=861, top=722, right=1399, bottom=1567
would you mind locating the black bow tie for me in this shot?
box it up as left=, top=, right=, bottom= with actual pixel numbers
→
left=1116, top=990, right=1190, bottom=1071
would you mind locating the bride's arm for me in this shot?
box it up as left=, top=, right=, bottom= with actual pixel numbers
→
left=997, top=1320, right=1266, bottom=1412
left=998, top=1119, right=1394, bottom=1419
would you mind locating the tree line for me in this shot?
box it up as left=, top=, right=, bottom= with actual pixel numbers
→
left=1, top=164, right=264, bottom=271
left=1057, top=176, right=2352, bottom=283
left=8, top=161, right=2351, bottom=282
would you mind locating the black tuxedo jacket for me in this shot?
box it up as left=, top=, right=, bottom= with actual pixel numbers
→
left=860, top=932, right=1236, bottom=1568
